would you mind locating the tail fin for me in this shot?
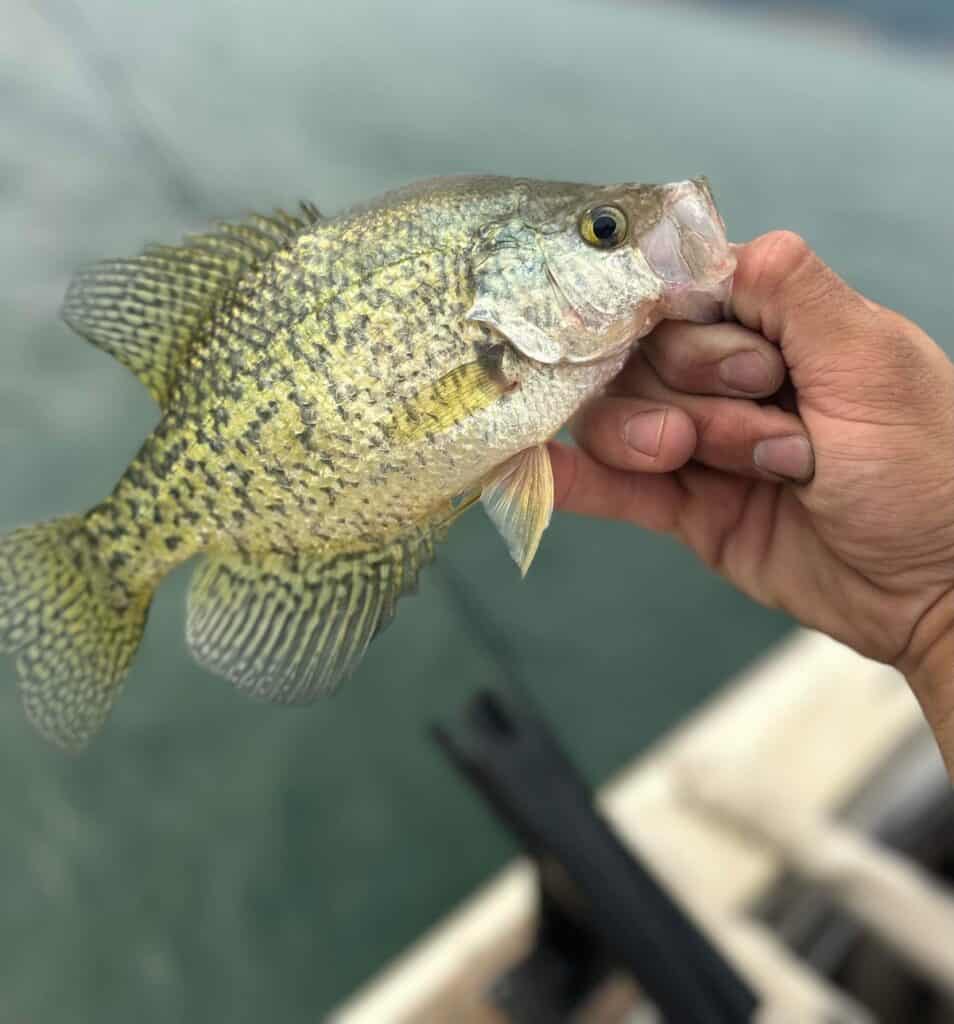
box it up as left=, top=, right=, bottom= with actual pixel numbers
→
left=0, top=517, right=150, bottom=751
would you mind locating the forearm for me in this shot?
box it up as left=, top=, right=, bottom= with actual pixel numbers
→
left=899, top=589, right=954, bottom=779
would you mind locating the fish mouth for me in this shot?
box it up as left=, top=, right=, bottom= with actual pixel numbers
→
left=640, top=178, right=736, bottom=324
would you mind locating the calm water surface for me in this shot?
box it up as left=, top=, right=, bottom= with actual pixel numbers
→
left=1, top=0, right=952, bottom=1018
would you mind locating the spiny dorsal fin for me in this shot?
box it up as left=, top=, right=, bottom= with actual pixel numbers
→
left=186, top=527, right=441, bottom=705
left=61, top=203, right=323, bottom=406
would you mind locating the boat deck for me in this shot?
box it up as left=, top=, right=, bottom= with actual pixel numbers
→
left=333, top=631, right=945, bottom=1021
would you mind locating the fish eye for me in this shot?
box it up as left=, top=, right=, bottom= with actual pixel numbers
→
left=580, top=205, right=628, bottom=249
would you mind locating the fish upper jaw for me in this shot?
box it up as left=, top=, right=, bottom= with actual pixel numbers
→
left=640, top=178, right=737, bottom=324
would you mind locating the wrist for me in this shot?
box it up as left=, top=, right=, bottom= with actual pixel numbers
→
left=897, top=587, right=954, bottom=778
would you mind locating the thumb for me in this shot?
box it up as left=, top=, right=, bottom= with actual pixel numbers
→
left=724, top=232, right=876, bottom=376
left=724, top=232, right=949, bottom=419
left=728, top=230, right=953, bottom=454
left=727, top=231, right=926, bottom=414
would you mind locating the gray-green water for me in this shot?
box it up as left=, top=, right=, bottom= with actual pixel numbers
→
left=1, top=1, right=952, bottom=1019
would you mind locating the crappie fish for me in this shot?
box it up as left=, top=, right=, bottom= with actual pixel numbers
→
left=0, top=175, right=734, bottom=750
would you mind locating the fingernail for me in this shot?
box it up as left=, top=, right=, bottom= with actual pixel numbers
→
left=719, top=351, right=772, bottom=393
left=624, top=409, right=667, bottom=457
left=753, top=435, right=815, bottom=482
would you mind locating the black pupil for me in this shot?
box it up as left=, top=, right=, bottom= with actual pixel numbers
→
left=592, top=213, right=618, bottom=241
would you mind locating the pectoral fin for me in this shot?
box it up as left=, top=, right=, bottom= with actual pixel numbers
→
left=481, top=444, right=554, bottom=576
left=390, top=358, right=512, bottom=443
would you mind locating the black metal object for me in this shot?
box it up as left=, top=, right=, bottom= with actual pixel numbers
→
left=433, top=690, right=759, bottom=1023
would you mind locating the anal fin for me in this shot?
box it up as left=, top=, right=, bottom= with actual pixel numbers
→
left=186, top=529, right=439, bottom=704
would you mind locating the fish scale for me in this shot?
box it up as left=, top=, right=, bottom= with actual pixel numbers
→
left=0, top=174, right=734, bottom=750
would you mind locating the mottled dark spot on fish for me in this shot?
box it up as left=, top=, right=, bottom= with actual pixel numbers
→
left=225, top=463, right=252, bottom=486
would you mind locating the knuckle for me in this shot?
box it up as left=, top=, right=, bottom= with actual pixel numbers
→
left=612, top=350, right=665, bottom=399
left=737, top=230, right=813, bottom=299
left=644, top=333, right=718, bottom=392
left=736, top=230, right=868, bottom=342
left=761, top=233, right=819, bottom=308
left=568, top=405, right=593, bottom=445
left=761, top=229, right=813, bottom=272
left=577, top=400, right=619, bottom=450
left=656, top=338, right=702, bottom=379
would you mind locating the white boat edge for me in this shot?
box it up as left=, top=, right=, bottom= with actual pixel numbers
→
left=331, top=628, right=941, bottom=1022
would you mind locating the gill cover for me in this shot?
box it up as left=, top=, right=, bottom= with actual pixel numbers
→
left=466, top=178, right=734, bottom=365
left=466, top=213, right=657, bottom=365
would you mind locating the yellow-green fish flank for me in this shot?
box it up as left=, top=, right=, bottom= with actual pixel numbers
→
left=0, top=175, right=735, bottom=750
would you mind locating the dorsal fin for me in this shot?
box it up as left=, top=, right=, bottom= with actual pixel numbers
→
left=61, top=203, right=323, bottom=405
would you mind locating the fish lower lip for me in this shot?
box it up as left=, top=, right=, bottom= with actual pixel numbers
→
left=662, top=271, right=734, bottom=324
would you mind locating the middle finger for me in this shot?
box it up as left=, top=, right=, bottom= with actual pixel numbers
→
left=585, top=352, right=813, bottom=482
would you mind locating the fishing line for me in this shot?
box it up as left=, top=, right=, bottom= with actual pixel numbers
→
left=434, top=558, right=551, bottom=723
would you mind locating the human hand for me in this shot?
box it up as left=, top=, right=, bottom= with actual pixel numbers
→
left=549, top=232, right=954, bottom=772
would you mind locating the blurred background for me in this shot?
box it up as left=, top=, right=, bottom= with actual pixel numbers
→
left=1, top=1, right=952, bottom=1020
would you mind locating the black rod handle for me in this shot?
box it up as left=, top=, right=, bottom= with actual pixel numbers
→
left=433, top=691, right=758, bottom=1023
